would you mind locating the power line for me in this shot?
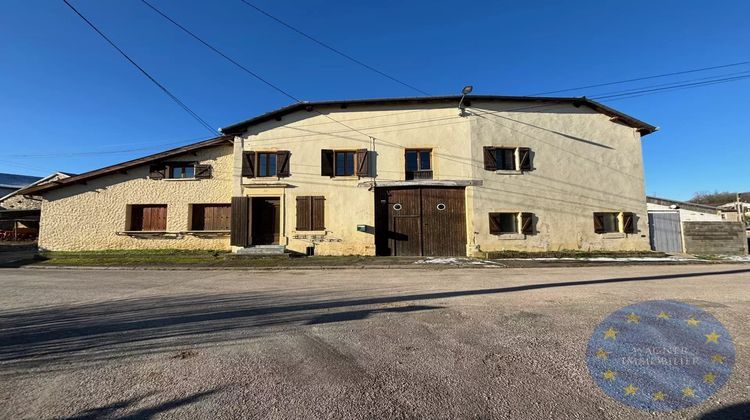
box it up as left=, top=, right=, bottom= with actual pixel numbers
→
left=140, top=0, right=300, bottom=103
left=530, top=59, right=750, bottom=96
left=5, top=135, right=215, bottom=158
left=592, top=73, right=750, bottom=101
left=588, top=69, right=750, bottom=98
left=236, top=0, right=430, bottom=96
left=61, top=0, right=217, bottom=135
left=139, top=0, right=381, bottom=144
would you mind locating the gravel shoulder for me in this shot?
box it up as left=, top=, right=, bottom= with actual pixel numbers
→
left=0, top=265, right=748, bottom=419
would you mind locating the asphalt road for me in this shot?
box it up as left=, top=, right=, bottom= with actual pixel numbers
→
left=0, top=265, right=748, bottom=419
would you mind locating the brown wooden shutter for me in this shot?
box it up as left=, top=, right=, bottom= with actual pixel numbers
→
left=142, top=205, right=167, bottom=231
left=195, top=164, right=212, bottom=179
left=312, top=196, right=325, bottom=230
left=149, top=164, right=166, bottom=179
left=483, top=147, right=497, bottom=171
left=593, top=213, right=605, bottom=233
left=518, top=148, right=532, bottom=171
left=296, top=196, right=311, bottom=230
left=356, top=149, right=371, bottom=177
left=521, top=212, right=534, bottom=234
left=230, top=197, right=251, bottom=246
left=622, top=212, right=636, bottom=233
left=241, top=152, right=255, bottom=177
left=321, top=149, right=334, bottom=176
left=276, top=150, right=291, bottom=177
left=488, top=213, right=501, bottom=235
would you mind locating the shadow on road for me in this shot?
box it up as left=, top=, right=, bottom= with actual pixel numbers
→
left=1, top=267, right=747, bottom=372
left=698, top=401, right=750, bottom=420
left=61, top=388, right=223, bottom=420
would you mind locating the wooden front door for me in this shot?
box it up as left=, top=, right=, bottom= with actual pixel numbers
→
left=375, top=187, right=466, bottom=256
left=251, top=197, right=280, bottom=245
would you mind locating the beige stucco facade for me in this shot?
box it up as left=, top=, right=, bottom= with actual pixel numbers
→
left=233, top=101, right=650, bottom=255
left=37, top=98, right=653, bottom=255
left=38, top=145, right=233, bottom=251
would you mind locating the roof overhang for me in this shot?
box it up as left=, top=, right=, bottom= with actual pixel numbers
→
left=220, top=95, right=657, bottom=136
left=23, top=136, right=233, bottom=195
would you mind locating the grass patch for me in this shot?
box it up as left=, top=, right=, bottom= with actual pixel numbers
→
left=34, top=249, right=426, bottom=268
left=486, top=250, right=668, bottom=259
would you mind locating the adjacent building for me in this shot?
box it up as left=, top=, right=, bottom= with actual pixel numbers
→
left=0, top=172, right=71, bottom=238
left=25, top=95, right=658, bottom=256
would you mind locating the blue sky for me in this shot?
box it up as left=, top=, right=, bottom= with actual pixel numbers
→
left=1, top=1, right=748, bottom=200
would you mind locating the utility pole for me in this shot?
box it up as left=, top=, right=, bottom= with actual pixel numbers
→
left=737, top=193, right=746, bottom=226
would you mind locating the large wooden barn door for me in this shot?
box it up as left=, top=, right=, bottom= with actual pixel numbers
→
left=420, top=188, right=466, bottom=256
left=375, top=187, right=466, bottom=256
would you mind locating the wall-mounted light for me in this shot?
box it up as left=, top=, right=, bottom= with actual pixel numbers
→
left=459, top=85, right=473, bottom=115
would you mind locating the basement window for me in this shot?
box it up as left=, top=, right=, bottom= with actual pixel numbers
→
left=593, top=212, right=637, bottom=234
left=489, top=212, right=534, bottom=235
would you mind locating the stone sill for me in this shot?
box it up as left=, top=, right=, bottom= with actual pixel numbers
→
left=494, top=170, right=523, bottom=175
left=161, top=178, right=200, bottom=182
left=116, top=231, right=182, bottom=238
left=183, top=230, right=230, bottom=237
left=492, top=233, right=526, bottom=240
left=601, top=232, right=627, bottom=239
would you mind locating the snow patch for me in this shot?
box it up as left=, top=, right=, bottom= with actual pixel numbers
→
left=414, top=257, right=499, bottom=265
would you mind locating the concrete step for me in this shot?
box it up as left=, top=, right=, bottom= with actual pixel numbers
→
left=235, top=245, right=286, bottom=255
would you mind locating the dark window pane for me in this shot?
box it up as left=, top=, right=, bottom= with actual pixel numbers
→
left=335, top=152, right=345, bottom=176
left=171, top=167, right=182, bottom=178
left=184, top=166, right=195, bottom=178
left=346, top=152, right=354, bottom=175
left=267, top=154, right=277, bottom=176
left=405, top=151, right=418, bottom=172
left=496, top=149, right=516, bottom=170
left=259, top=154, right=267, bottom=177
left=602, top=213, right=618, bottom=232
left=419, top=151, right=431, bottom=170
left=335, top=151, right=354, bottom=176
left=498, top=213, right=517, bottom=233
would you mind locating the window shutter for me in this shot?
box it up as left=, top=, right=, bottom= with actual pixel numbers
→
left=593, top=213, right=605, bottom=233
left=195, top=164, right=212, bottom=179
left=142, top=205, right=167, bottom=231
left=521, top=212, right=534, bottom=234
left=230, top=196, right=251, bottom=246
left=321, top=149, right=334, bottom=176
left=488, top=213, right=501, bottom=235
left=149, top=164, right=166, bottom=179
left=276, top=150, right=291, bottom=177
left=296, top=196, right=311, bottom=230
left=622, top=212, right=636, bottom=234
left=356, top=149, right=371, bottom=177
left=312, top=196, right=325, bottom=230
left=483, top=147, right=497, bottom=171
left=241, top=152, right=255, bottom=177
left=518, top=148, right=532, bottom=171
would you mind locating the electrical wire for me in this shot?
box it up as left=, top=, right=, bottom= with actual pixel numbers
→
left=139, top=0, right=383, bottom=145
left=236, top=0, right=429, bottom=96
left=592, top=73, right=750, bottom=101
left=529, top=59, right=750, bottom=96
left=61, top=0, right=217, bottom=135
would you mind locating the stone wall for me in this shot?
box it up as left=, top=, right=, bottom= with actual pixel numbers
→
left=682, top=221, right=748, bottom=255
